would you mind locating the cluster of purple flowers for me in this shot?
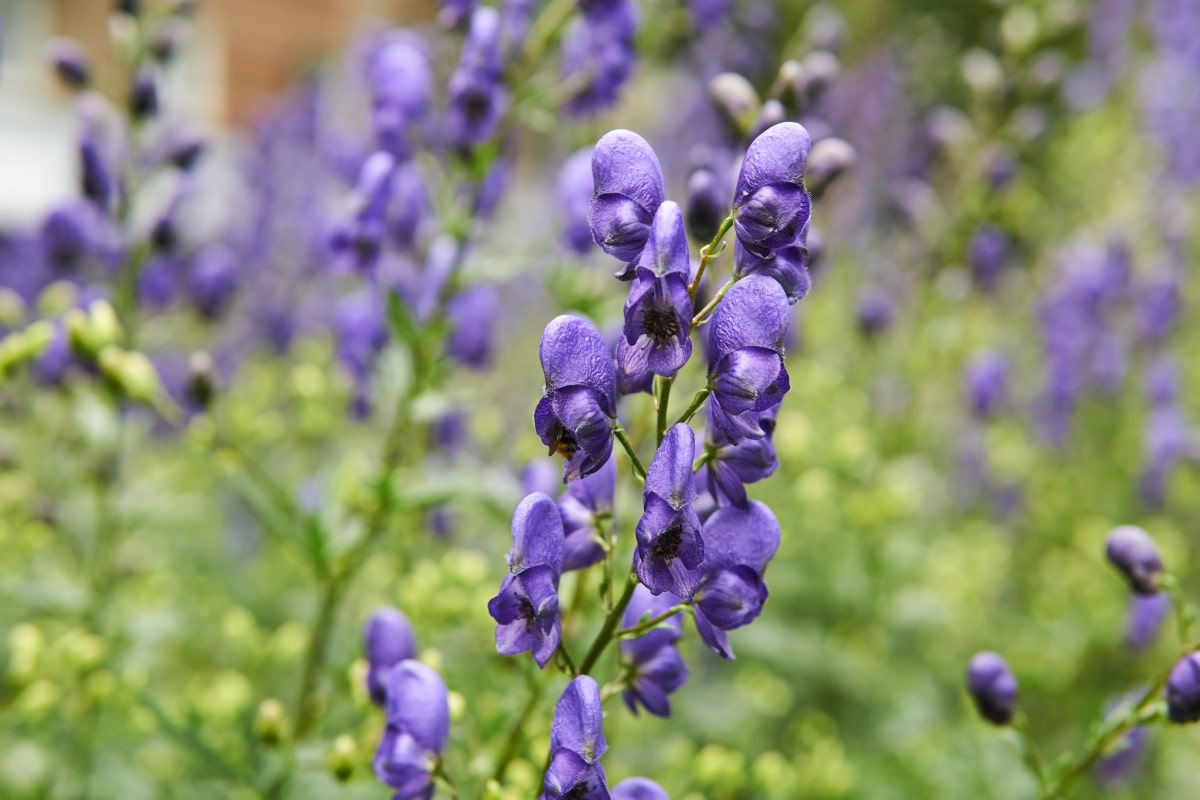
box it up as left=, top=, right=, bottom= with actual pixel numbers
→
left=483, top=117, right=814, bottom=795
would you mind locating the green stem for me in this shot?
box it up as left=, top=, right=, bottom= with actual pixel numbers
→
left=491, top=680, right=542, bottom=783
left=689, top=216, right=734, bottom=302
left=655, top=376, right=673, bottom=445
left=578, top=575, right=639, bottom=675
left=692, top=445, right=715, bottom=475
left=674, top=388, right=710, bottom=428
left=1159, top=575, right=1196, bottom=649
left=516, top=0, right=575, bottom=71
left=292, top=575, right=346, bottom=739
left=1011, top=713, right=1045, bottom=787
left=614, top=603, right=691, bottom=640
left=691, top=277, right=737, bottom=327
left=613, top=425, right=647, bottom=481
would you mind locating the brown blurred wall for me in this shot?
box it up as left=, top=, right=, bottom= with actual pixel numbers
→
left=53, top=0, right=437, bottom=125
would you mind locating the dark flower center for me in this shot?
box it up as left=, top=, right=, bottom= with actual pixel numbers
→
left=518, top=596, right=538, bottom=632
left=642, top=305, right=679, bottom=343
left=461, top=87, right=493, bottom=124
left=651, top=522, right=684, bottom=562
left=562, top=781, right=592, bottom=800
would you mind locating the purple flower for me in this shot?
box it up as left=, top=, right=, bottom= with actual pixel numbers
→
left=373, top=661, right=450, bottom=800
left=389, top=162, right=431, bottom=251
left=544, top=675, right=609, bottom=800
left=33, top=323, right=73, bottom=386
left=1106, top=525, right=1164, bottom=595
left=1167, top=652, right=1200, bottom=723
left=964, top=351, right=1009, bottom=419
left=966, top=651, right=1018, bottom=725
left=363, top=607, right=418, bottom=706
left=622, top=202, right=693, bottom=377
left=614, top=334, right=654, bottom=396
left=130, top=65, right=159, bottom=119
left=139, top=253, right=180, bottom=308
left=445, top=284, right=498, bottom=370
left=79, top=132, right=114, bottom=211
left=856, top=286, right=894, bottom=337
left=559, top=455, right=615, bottom=571
left=521, top=459, right=561, bottom=498
left=501, top=0, right=536, bottom=53
left=488, top=493, right=565, bottom=668
left=589, top=130, right=664, bottom=278
left=189, top=245, right=238, bottom=318
left=611, top=778, right=670, bottom=800
left=558, top=147, right=596, bottom=254
left=330, top=152, right=397, bottom=275
left=705, top=408, right=778, bottom=507
left=534, top=315, right=617, bottom=482
left=691, top=501, right=779, bottom=659
left=447, top=8, right=507, bottom=150
left=1096, top=724, right=1146, bottom=786
left=635, top=424, right=704, bottom=599
left=366, top=35, right=433, bottom=158
left=706, top=275, right=791, bottom=442
left=561, top=1, right=637, bottom=117
left=732, top=122, right=812, bottom=258
left=47, top=38, right=91, bottom=89
left=40, top=203, right=95, bottom=272
left=689, top=0, right=730, bottom=29
left=620, top=585, right=688, bottom=717
left=1126, top=592, right=1171, bottom=651
left=1138, top=271, right=1180, bottom=344
left=440, top=0, right=478, bottom=27
left=967, top=225, right=1009, bottom=293
left=1141, top=406, right=1190, bottom=508
left=685, top=165, right=729, bottom=243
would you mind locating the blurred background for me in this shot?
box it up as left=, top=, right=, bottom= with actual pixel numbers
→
left=2, top=0, right=1200, bottom=798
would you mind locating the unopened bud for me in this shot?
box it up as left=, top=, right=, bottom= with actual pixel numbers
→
left=806, top=137, right=856, bottom=199
left=800, top=51, right=840, bottom=101
left=186, top=351, right=216, bottom=410
left=130, top=66, right=159, bottom=120
left=709, top=72, right=760, bottom=135
left=328, top=734, right=357, bottom=781
left=88, top=301, right=123, bottom=351
left=685, top=167, right=728, bottom=243
left=1167, top=652, right=1200, bottom=723
left=47, top=38, right=91, bottom=90
left=1106, top=525, right=1164, bottom=596
left=254, top=698, right=287, bottom=745
left=966, top=651, right=1017, bottom=725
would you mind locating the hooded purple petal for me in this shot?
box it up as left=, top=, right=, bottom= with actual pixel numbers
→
left=644, top=424, right=698, bottom=510
left=559, top=455, right=616, bottom=571
left=695, top=565, right=768, bottom=630
left=700, top=500, right=781, bottom=576
left=507, top=492, right=566, bottom=575
left=707, top=274, right=790, bottom=362
left=539, top=315, right=618, bottom=411
left=383, top=661, right=450, bottom=754
left=363, top=607, right=418, bottom=706
left=550, top=675, right=607, bottom=763
left=611, top=778, right=670, bottom=800
left=590, top=130, right=663, bottom=265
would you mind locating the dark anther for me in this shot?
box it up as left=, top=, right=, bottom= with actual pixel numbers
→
left=651, top=523, right=684, bottom=562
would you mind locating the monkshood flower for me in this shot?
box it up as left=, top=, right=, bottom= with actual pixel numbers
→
left=966, top=651, right=1017, bottom=725
left=440, top=0, right=477, bottom=28
left=1147, top=355, right=1180, bottom=408
left=559, top=455, right=615, bottom=571
left=561, top=0, right=637, bottom=117
left=623, top=202, right=693, bottom=377
left=333, top=290, right=387, bottom=415
left=330, top=151, right=397, bottom=275
left=1106, top=525, right=1164, bottom=595
left=731, top=122, right=811, bottom=259
left=1127, top=593, right=1171, bottom=651
left=635, top=424, right=704, bottom=598
left=447, top=7, right=507, bottom=150
left=374, top=660, right=450, bottom=799
left=488, top=493, right=565, bottom=668
left=706, top=275, right=791, bottom=443
left=366, top=35, right=433, bottom=158
left=363, top=607, right=417, bottom=706
left=964, top=351, right=1009, bottom=419
left=79, top=128, right=114, bottom=212
left=1167, top=652, right=1200, bottom=723
left=590, top=130, right=664, bottom=279
left=705, top=408, right=778, bottom=507
left=692, top=501, right=779, bottom=659
left=189, top=245, right=238, bottom=319
left=130, top=65, right=159, bottom=120
left=612, top=778, right=670, bottom=800
left=620, top=585, right=688, bottom=717
left=614, top=335, right=654, bottom=396
left=1141, top=406, right=1190, bottom=508
left=445, top=284, right=498, bottom=370
left=535, top=315, right=617, bottom=482
left=47, top=38, right=91, bottom=89
left=558, top=147, right=595, bottom=255
left=544, top=675, right=608, bottom=800
left=1096, top=724, right=1146, bottom=786
left=685, top=165, right=728, bottom=243
left=1137, top=270, right=1180, bottom=345
left=856, top=286, right=894, bottom=338
left=41, top=203, right=96, bottom=273
left=501, top=0, right=535, bottom=54
left=967, top=225, right=1009, bottom=293
left=689, top=0, right=730, bottom=30
left=389, top=162, right=431, bottom=251
left=521, top=459, right=561, bottom=499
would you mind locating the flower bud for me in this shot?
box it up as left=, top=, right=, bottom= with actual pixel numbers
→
left=1105, top=525, right=1163, bottom=596
left=805, top=137, right=856, bottom=200
left=685, top=166, right=728, bottom=243
left=47, top=38, right=91, bottom=89
left=1166, top=652, right=1200, bottom=723
left=130, top=66, right=159, bottom=120
left=966, top=651, right=1017, bottom=725
left=254, top=698, right=287, bottom=745
left=709, top=73, right=760, bottom=134
left=328, top=734, right=357, bottom=781
left=186, top=351, right=216, bottom=410
left=800, top=51, right=840, bottom=101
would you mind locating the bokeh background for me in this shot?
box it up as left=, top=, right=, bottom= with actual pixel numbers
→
left=2, top=0, right=1200, bottom=798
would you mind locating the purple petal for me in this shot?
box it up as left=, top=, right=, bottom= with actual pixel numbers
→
left=591, top=129, right=664, bottom=216
left=733, top=182, right=811, bottom=254
left=734, top=121, right=812, bottom=202
left=615, top=335, right=654, bottom=395
left=589, top=193, right=654, bottom=263
left=707, top=274, right=790, bottom=362
left=363, top=607, right=418, bottom=705
left=612, top=778, right=671, bottom=800
left=508, top=492, right=565, bottom=575
left=711, top=347, right=788, bottom=416
left=373, top=728, right=437, bottom=798
left=644, top=424, right=697, bottom=510
left=696, top=565, right=768, bottom=630
left=733, top=238, right=811, bottom=304
left=693, top=607, right=734, bottom=659
left=700, top=500, right=780, bottom=576
left=635, top=200, right=690, bottom=278
left=383, top=661, right=450, bottom=754
left=540, top=315, right=617, bottom=413
left=544, top=749, right=610, bottom=800
left=550, top=675, right=607, bottom=763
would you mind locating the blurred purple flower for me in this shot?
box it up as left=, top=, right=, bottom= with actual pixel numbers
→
left=558, top=455, right=615, bottom=571
left=445, top=283, right=498, bottom=370
left=447, top=8, right=507, bottom=149
left=966, top=651, right=1017, bottom=725
left=964, top=351, right=1009, bottom=419
left=558, top=147, right=595, bottom=255
left=620, top=585, right=688, bottom=717
left=561, top=0, right=637, bottom=117
left=373, top=661, right=450, bottom=799
left=189, top=245, right=239, bottom=318
left=363, top=607, right=418, bottom=707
